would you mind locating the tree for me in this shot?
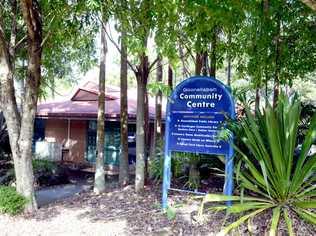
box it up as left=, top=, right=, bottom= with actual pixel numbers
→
left=152, top=57, right=163, bottom=159
left=235, top=0, right=316, bottom=108
left=0, top=0, right=42, bottom=212
left=109, top=0, right=159, bottom=192
left=119, top=30, right=129, bottom=186
left=94, top=17, right=107, bottom=194
left=0, top=0, right=98, bottom=211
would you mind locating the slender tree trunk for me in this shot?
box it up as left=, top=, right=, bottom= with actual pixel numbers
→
left=119, top=31, right=129, bottom=187
left=202, top=51, right=208, bottom=76
left=94, top=22, right=107, bottom=194
left=195, top=53, right=203, bottom=76
left=263, top=0, right=269, bottom=108
left=153, top=57, right=162, bottom=159
left=135, top=54, right=149, bottom=193
left=273, top=6, right=281, bottom=108
left=135, top=76, right=146, bottom=192
left=255, top=87, right=260, bottom=112
left=187, top=54, right=205, bottom=190
left=179, top=43, right=187, bottom=78
left=265, top=75, right=269, bottom=107
left=144, top=84, right=149, bottom=185
left=188, top=157, right=200, bottom=189
left=227, top=32, right=232, bottom=87
left=209, top=28, right=217, bottom=77
left=168, top=64, right=173, bottom=91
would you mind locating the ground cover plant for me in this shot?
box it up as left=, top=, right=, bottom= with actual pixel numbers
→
left=0, top=186, right=27, bottom=215
left=199, top=94, right=316, bottom=235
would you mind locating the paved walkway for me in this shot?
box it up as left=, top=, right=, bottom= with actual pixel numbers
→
left=36, top=183, right=92, bottom=207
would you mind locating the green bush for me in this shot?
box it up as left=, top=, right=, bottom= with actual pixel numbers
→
left=32, top=159, right=57, bottom=174
left=149, top=141, right=191, bottom=183
left=199, top=93, right=316, bottom=235
left=0, top=186, right=27, bottom=215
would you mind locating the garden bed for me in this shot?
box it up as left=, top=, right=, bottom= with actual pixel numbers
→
left=0, top=183, right=315, bottom=235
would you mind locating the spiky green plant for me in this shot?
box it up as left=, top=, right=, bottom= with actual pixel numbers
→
left=199, top=94, right=316, bottom=236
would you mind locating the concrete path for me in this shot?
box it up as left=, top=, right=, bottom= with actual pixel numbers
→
left=36, top=183, right=92, bottom=207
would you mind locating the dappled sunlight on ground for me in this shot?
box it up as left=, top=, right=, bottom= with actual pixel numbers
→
left=2, top=183, right=315, bottom=235
left=0, top=184, right=225, bottom=235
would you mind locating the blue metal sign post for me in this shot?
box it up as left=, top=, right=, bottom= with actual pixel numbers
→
left=162, top=76, right=235, bottom=209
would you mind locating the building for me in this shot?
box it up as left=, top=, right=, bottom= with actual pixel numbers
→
left=34, top=81, right=157, bottom=170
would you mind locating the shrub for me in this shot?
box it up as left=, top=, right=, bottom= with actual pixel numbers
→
left=32, top=159, right=57, bottom=174
left=0, top=186, right=27, bottom=215
left=198, top=93, right=316, bottom=235
left=32, top=159, right=69, bottom=187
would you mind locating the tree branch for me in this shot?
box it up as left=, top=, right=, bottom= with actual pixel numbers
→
left=40, top=14, right=55, bottom=48
left=301, top=0, right=316, bottom=11
left=96, top=15, right=137, bottom=74
left=150, top=60, right=169, bottom=73
left=9, top=0, right=17, bottom=60
left=14, top=35, right=27, bottom=50
left=149, top=57, right=159, bottom=71
left=0, top=14, right=12, bottom=70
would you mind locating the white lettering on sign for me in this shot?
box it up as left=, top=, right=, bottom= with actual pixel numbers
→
left=179, top=93, right=222, bottom=101
left=187, top=101, right=215, bottom=108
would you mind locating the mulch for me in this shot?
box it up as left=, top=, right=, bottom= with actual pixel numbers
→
left=6, top=182, right=316, bottom=236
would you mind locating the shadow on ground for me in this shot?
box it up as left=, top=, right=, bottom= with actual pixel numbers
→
left=29, top=182, right=225, bottom=235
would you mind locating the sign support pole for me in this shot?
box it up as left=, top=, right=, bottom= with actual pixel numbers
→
left=162, top=112, right=171, bottom=210
left=223, top=144, right=234, bottom=206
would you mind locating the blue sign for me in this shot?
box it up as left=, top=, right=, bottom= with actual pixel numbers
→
left=162, top=76, right=235, bottom=209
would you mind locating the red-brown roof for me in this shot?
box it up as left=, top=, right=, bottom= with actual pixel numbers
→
left=36, top=81, right=158, bottom=120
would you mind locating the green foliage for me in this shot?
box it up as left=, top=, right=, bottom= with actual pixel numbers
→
left=298, top=102, right=316, bottom=144
left=32, top=159, right=57, bottom=174
left=149, top=155, right=164, bottom=183
left=199, top=94, right=316, bottom=235
left=165, top=206, right=176, bottom=221
left=235, top=0, right=316, bottom=88
left=0, top=186, right=27, bottom=215
left=148, top=81, right=172, bottom=97
left=1, top=0, right=99, bottom=99
left=149, top=141, right=184, bottom=183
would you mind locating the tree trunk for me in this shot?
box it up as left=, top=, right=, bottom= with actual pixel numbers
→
left=273, top=7, right=281, bottom=108
left=179, top=43, right=188, bottom=78
left=188, top=160, right=200, bottom=189
left=119, top=31, right=129, bottom=187
left=168, top=64, right=173, bottom=91
left=195, top=53, right=203, bottom=76
left=19, top=0, right=42, bottom=212
left=202, top=51, right=208, bottom=76
left=263, top=0, right=269, bottom=108
left=255, top=87, right=260, bottom=112
left=94, top=21, right=107, bottom=194
left=265, top=75, right=269, bottom=107
left=209, top=28, right=217, bottom=77
left=153, top=57, right=163, bottom=159
left=187, top=54, right=204, bottom=190
left=1, top=0, right=43, bottom=212
left=144, top=86, right=149, bottom=185
left=135, top=54, right=149, bottom=193
left=227, top=31, right=232, bottom=87
left=135, top=77, right=146, bottom=192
